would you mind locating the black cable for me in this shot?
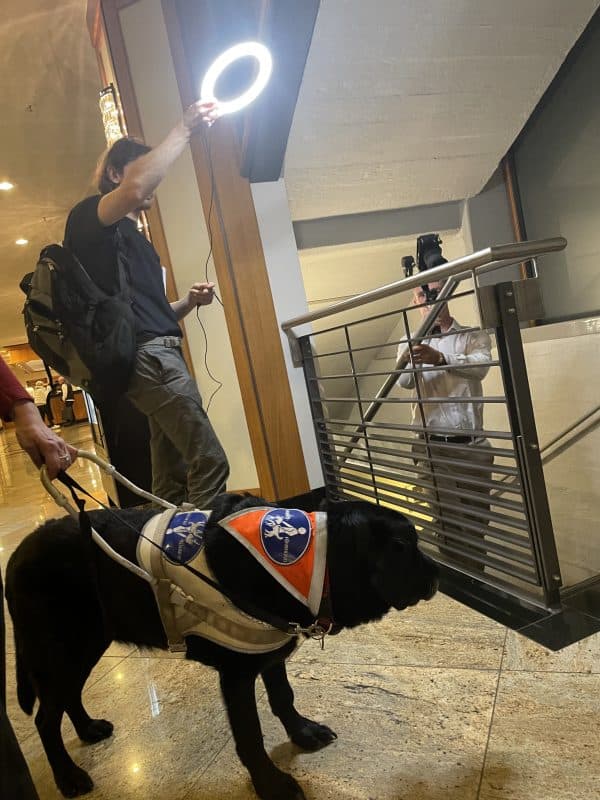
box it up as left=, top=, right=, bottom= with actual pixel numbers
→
left=196, top=313, right=223, bottom=412
left=200, top=123, right=223, bottom=307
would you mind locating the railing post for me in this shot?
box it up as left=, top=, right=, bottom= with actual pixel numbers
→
left=299, top=335, right=336, bottom=502
left=494, top=282, right=562, bottom=605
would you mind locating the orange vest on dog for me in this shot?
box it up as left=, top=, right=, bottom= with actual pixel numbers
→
left=219, top=507, right=328, bottom=615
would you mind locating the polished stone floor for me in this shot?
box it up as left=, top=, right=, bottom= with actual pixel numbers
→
left=1, top=424, right=599, bottom=800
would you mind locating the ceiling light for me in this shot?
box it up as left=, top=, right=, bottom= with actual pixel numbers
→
left=200, top=41, right=272, bottom=116
left=0, top=181, right=15, bottom=191
left=16, top=238, right=29, bottom=245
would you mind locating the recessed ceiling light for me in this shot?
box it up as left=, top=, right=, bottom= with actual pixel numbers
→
left=16, top=238, right=29, bottom=245
left=0, top=181, right=15, bottom=191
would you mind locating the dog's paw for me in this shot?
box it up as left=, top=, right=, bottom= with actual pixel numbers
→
left=55, top=765, right=94, bottom=797
left=290, top=717, right=337, bottom=751
left=79, top=718, right=114, bottom=743
left=254, top=769, right=306, bottom=800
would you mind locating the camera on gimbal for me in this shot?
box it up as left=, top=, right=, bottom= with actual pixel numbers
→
left=402, top=233, right=447, bottom=304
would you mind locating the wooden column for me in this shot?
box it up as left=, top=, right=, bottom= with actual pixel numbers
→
left=160, top=0, right=310, bottom=500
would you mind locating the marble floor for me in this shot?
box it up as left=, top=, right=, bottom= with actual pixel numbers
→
left=1, top=424, right=599, bottom=800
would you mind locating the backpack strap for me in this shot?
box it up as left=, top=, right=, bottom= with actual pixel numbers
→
left=114, top=223, right=133, bottom=298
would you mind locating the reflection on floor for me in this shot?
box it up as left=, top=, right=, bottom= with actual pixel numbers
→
left=2, top=424, right=600, bottom=800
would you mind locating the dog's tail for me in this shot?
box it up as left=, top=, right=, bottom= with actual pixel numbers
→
left=15, top=648, right=35, bottom=715
left=2, top=566, right=35, bottom=715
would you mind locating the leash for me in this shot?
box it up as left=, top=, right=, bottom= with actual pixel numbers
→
left=40, top=454, right=335, bottom=647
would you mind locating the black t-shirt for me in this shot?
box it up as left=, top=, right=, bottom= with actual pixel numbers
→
left=64, top=195, right=181, bottom=342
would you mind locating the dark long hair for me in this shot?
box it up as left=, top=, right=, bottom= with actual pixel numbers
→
left=96, top=137, right=152, bottom=194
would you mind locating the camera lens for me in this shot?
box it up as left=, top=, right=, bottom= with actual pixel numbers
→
left=417, top=233, right=446, bottom=272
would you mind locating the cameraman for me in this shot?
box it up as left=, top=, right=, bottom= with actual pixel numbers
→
left=397, top=278, right=494, bottom=572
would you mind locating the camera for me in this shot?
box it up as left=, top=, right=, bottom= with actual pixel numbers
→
left=416, top=233, right=446, bottom=273
left=401, top=233, right=447, bottom=304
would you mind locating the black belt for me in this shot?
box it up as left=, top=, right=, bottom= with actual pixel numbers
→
left=425, top=434, right=474, bottom=444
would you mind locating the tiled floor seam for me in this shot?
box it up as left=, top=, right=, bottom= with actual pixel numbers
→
left=475, top=626, right=509, bottom=800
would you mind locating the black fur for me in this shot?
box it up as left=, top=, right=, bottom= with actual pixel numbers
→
left=5, top=493, right=438, bottom=800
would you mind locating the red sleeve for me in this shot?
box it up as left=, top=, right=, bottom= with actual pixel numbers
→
left=0, top=359, right=33, bottom=421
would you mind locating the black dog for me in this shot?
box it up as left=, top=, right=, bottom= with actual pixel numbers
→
left=6, top=493, right=438, bottom=800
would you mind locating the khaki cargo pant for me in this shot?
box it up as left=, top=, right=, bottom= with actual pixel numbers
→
left=126, top=337, right=229, bottom=508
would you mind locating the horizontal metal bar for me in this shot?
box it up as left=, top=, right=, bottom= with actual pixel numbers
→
left=326, top=482, right=539, bottom=582
left=415, top=527, right=540, bottom=583
left=316, top=395, right=507, bottom=405
left=328, top=471, right=529, bottom=542
left=324, top=459, right=525, bottom=507
left=305, top=289, right=478, bottom=340
left=326, top=440, right=520, bottom=478
left=323, top=448, right=521, bottom=500
left=319, top=416, right=515, bottom=441
left=282, top=237, right=566, bottom=332
left=335, top=469, right=529, bottom=536
left=311, top=360, right=501, bottom=381
left=326, top=489, right=547, bottom=596
left=318, top=427, right=517, bottom=459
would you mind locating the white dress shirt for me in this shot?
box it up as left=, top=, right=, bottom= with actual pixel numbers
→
left=397, top=319, right=492, bottom=432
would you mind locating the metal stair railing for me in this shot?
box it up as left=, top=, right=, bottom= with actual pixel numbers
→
left=283, top=237, right=569, bottom=609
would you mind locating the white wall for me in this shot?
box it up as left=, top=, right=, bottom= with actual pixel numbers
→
left=461, top=168, right=522, bottom=287
left=119, top=0, right=258, bottom=490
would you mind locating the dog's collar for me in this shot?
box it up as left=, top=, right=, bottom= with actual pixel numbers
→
left=288, top=567, right=338, bottom=647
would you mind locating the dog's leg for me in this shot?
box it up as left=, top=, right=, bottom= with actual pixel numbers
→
left=64, top=646, right=114, bottom=744
left=35, top=697, right=94, bottom=798
left=219, top=670, right=306, bottom=800
left=66, top=694, right=114, bottom=744
left=261, top=662, right=337, bottom=751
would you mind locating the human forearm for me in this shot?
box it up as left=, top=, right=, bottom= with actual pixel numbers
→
left=443, top=351, right=491, bottom=380
left=0, top=360, right=31, bottom=419
left=170, top=295, right=194, bottom=321
left=124, top=123, right=191, bottom=201
left=97, top=102, right=218, bottom=227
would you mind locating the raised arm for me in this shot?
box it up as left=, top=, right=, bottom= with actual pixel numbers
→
left=97, top=101, right=219, bottom=227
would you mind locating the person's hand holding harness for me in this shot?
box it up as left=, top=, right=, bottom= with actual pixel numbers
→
left=12, top=399, right=77, bottom=479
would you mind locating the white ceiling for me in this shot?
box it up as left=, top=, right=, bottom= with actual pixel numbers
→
left=0, top=0, right=105, bottom=346
left=285, top=0, right=600, bottom=220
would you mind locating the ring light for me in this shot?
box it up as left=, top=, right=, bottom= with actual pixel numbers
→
left=200, top=41, right=272, bottom=115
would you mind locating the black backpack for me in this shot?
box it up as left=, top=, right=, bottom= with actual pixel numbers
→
left=21, top=235, right=136, bottom=402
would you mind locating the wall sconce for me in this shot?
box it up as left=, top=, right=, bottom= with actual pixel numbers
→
left=99, top=84, right=126, bottom=145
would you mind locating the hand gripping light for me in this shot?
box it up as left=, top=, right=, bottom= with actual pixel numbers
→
left=200, top=41, right=273, bottom=115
